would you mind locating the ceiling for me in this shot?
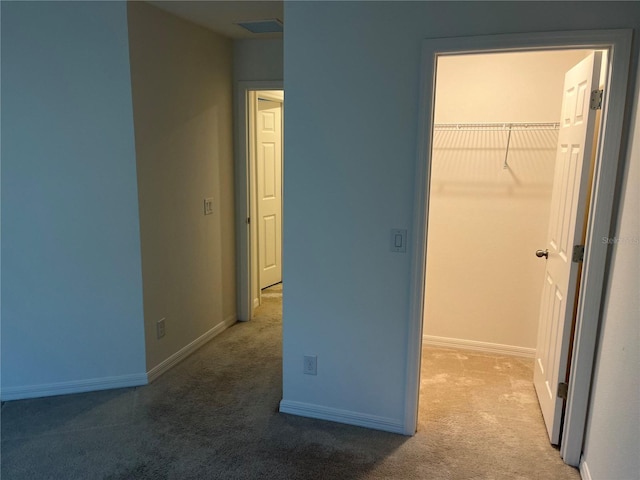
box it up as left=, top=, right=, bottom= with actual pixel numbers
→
left=148, top=1, right=284, bottom=39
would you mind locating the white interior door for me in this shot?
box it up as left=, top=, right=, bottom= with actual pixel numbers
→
left=256, top=98, right=283, bottom=289
left=534, top=51, right=602, bottom=444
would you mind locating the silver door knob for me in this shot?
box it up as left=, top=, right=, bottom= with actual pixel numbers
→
left=536, top=249, right=549, bottom=259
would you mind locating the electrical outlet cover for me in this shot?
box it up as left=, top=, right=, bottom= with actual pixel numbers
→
left=303, top=355, right=317, bottom=375
left=156, top=318, right=166, bottom=339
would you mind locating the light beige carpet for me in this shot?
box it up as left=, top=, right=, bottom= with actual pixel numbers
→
left=1, top=284, right=580, bottom=479
left=417, top=346, right=576, bottom=479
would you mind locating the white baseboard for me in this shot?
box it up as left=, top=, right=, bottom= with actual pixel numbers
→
left=423, top=335, right=535, bottom=358
left=579, top=458, right=592, bottom=480
left=0, top=373, right=148, bottom=401
left=147, top=315, right=237, bottom=383
left=279, top=399, right=405, bottom=435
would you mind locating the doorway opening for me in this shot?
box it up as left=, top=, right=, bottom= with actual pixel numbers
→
left=250, top=90, right=284, bottom=315
left=405, top=30, right=632, bottom=468
left=420, top=48, right=604, bottom=457
left=235, top=82, right=284, bottom=322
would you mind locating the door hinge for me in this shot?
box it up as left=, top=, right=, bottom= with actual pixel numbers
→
left=247, top=217, right=251, bottom=225
left=572, top=244, right=585, bottom=263
left=590, top=89, right=603, bottom=110
left=558, top=382, right=569, bottom=400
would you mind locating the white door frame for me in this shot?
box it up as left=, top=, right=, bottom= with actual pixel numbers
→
left=404, top=30, right=632, bottom=467
left=257, top=90, right=284, bottom=103
left=235, top=80, right=284, bottom=322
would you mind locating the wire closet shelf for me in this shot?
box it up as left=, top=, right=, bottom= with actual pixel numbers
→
left=432, top=122, right=560, bottom=168
left=433, top=122, right=560, bottom=131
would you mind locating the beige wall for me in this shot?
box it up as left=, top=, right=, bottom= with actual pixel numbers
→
left=424, top=50, right=590, bottom=350
left=434, top=51, right=590, bottom=124
left=233, top=39, right=283, bottom=82
left=127, top=2, right=236, bottom=371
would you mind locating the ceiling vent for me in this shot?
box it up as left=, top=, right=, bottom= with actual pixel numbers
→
left=237, top=19, right=283, bottom=34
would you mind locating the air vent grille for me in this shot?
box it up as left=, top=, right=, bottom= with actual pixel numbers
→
left=237, top=19, right=283, bottom=34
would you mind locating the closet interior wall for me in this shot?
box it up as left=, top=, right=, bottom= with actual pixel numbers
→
left=423, top=50, right=592, bottom=353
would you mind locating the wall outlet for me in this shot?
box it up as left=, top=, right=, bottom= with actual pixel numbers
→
left=204, top=197, right=214, bottom=215
left=303, top=355, right=317, bottom=375
left=156, top=318, right=166, bottom=339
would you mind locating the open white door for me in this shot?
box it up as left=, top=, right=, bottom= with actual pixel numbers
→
left=256, top=98, right=283, bottom=289
left=534, top=51, right=602, bottom=445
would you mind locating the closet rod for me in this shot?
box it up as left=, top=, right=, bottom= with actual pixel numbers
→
left=433, top=122, right=560, bottom=131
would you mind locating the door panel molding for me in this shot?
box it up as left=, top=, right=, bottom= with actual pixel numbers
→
left=407, top=30, right=632, bottom=467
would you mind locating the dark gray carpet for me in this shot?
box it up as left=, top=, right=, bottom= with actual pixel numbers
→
left=1, top=284, right=579, bottom=479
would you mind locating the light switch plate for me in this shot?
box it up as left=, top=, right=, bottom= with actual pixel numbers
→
left=204, top=197, right=214, bottom=215
left=390, top=229, right=407, bottom=253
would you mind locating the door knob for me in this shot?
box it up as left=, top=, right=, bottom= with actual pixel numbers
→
left=536, top=249, right=549, bottom=259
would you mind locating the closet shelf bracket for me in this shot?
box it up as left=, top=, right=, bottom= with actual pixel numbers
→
left=503, top=128, right=513, bottom=169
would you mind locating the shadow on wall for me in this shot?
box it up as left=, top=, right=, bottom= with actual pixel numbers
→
left=430, top=128, right=558, bottom=197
